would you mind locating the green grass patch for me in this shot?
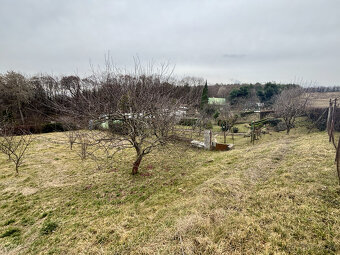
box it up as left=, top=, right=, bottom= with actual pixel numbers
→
left=0, top=228, right=21, bottom=238
left=40, top=221, right=58, bottom=235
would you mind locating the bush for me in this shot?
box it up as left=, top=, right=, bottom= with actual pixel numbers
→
left=264, top=118, right=281, bottom=127
left=42, top=122, right=65, bottom=133
left=220, top=121, right=229, bottom=131
left=232, top=127, right=239, bottom=133
left=213, top=111, right=220, bottom=120
left=108, top=120, right=127, bottom=135
left=274, top=122, right=287, bottom=132
left=307, top=108, right=340, bottom=131
left=250, top=118, right=281, bottom=129
left=204, top=105, right=216, bottom=116
left=240, top=111, right=254, bottom=117
left=204, top=121, right=213, bottom=129
left=13, top=124, right=42, bottom=134
left=179, top=118, right=197, bottom=126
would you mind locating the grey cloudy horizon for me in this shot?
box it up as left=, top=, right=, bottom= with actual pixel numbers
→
left=0, top=0, right=339, bottom=86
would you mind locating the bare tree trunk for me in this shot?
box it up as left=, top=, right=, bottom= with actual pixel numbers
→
left=336, top=138, right=340, bottom=185
left=81, top=142, right=87, bottom=160
left=285, top=119, right=291, bottom=134
left=18, top=102, right=25, bottom=125
left=326, top=99, right=332, bottom=134
left=337, top=151, right=340, bottom=185
left=330, top=100, right=337, bottom=149
left=224, top=131, right=226, bottom=144
left=132, top=154, right=143, bottom=175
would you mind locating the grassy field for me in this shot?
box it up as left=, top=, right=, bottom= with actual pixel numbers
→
left=0, top=127, right=339, bottom=254
left=308, top=92, right=340, bottom=108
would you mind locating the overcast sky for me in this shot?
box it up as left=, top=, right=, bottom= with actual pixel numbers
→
left=0, top=0, right=339, bottom=85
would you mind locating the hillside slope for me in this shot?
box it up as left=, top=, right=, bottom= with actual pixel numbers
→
left=0, top=130, right=339, bottom=254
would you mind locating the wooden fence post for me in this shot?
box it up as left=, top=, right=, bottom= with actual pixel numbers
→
left=337, top=138, right=340, bottom=184
left=330, top=99, right=337, bottom=148
left=327, top=98, right=339, bottom=185
left=327, top=99, right=332, bottom=135
left=251, top=121, right=255, bottom=145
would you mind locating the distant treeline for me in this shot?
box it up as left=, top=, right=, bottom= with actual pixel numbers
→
left=0, top=72, right=203, bottom=129
left=304, top=86, right=340, bottom=93
left=1, top=71, right=338, bottom=131
left=205, top=82, right=300, bottom=108
left=208, top=83, right=340, bottom=97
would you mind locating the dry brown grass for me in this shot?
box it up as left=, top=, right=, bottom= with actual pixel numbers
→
left=0, top=129, right=339, bottom=254
left=308, top=92, right=340, bottom=108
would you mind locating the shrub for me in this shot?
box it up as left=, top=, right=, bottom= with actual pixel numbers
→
left=213, top=111, right=220, bottom=120
left=179, top=118, right=197, bottom=126
left=307, top=108, right=340, bottom=131
left=264, top=118, right=281, bottom=127
left=13, top=124, right=42, bottom=134
left=220, top=121, right=229, bottom=131
left=204, top=121, right=213, bottom=129
left=108, top=120, right=128, bottom=135
left=232, top=127, right=239, bottom=133
left=42, top=122, right=64, bottom=133
left=250, top=118, right=281, bottom=129
left=274, top=122, right=287, bottom=132
left=240, top=111, right=254, bottom=117
left=204, top=105, right=216, bottom=116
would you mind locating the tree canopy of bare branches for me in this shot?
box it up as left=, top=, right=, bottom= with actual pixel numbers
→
left=52, top=61, right=183, bottom=175
left=0, top=72, right=33, bottom=125
left=273, top=88, right=309, bottom=134
left=0, top=127, right=33, bottom=174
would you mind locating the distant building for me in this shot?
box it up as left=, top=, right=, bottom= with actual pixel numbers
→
left=208, top=97, right=227, bottom=105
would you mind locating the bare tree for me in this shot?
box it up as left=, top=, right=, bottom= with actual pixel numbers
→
left=0, top=128, right=33, bottom=174
left=178, top=76, right=205, bottom=87
left=273, top=88, right=309, bottom=134
left=54, top=60, right=182, bottom=175
left=219, top=104, right=238, bottom=143
left=216, top=86, right=228, bottom=98
left=0, top=72, right=33, bottom=125
left=66, top=131, right=77, bottom=150
left=61, top=120, right=79, bottom=150
left=110, top=74, right=181, bottom=175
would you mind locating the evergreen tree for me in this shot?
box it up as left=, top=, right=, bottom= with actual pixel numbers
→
left=200, top=80, right=208, bottom=109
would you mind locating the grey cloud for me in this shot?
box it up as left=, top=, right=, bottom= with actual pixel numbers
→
left=0, top=0, right=339, bottom=85
left=222, top=54, right=247, bottom=59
